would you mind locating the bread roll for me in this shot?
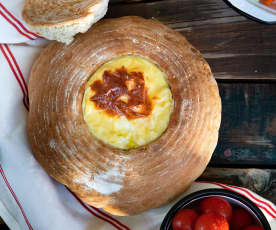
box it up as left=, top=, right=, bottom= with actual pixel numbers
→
left=27, top=16, right=221, bottom=216
left=22, top=0, right=109, bottom=44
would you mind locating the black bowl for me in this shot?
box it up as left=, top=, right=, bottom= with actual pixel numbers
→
left=160, top=188, right=271, bottom=230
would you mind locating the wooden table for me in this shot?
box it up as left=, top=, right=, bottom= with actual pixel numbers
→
left=1, top=0, right=275, bottom=228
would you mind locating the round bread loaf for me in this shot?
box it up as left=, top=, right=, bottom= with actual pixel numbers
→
left=27, top=16, right=221, bottom=216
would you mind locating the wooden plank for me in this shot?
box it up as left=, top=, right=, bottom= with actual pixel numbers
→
left=199, top=168, right=276, bottom=204
left=210, top=83, right=276, bottom=167
left=108, top=0, right=240, bottom=21
left=107, top=0, right=276, bottom=80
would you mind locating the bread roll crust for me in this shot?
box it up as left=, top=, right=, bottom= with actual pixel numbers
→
left=27, top=16, right=221, bottom=216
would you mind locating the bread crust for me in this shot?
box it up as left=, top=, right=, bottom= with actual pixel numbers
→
left=22, top=0, right=109, bottom=44
left=27, top=16, right=221, bottom=216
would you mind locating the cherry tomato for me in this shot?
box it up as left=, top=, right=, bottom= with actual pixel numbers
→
left=230, top=208, right=253, bottom=230
left=194, top=213, right=229, bottom=230
left=200, top=196, right=232, bottom=221
left=243, top=226, right=264, bottom=230
left=172, top=209, right=198, bottom=230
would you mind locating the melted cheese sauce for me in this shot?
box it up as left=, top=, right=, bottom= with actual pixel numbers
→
left=82, top=55, right=173, bottom=149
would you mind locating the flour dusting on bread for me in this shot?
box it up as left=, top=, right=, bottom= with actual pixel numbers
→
left=73, top=166, right=125, bottom=195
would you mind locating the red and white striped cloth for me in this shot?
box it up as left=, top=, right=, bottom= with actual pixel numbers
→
left=0, top=1, right=275, bottom=230
left=0, top=1, right=41, bottom=44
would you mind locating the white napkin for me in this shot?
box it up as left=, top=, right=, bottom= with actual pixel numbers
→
left=0, top=1, right=275, bottom=230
